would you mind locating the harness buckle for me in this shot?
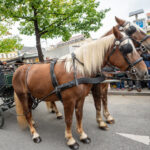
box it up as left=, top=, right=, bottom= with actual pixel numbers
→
left=140, top=44, right=147, bottom=53
left=115, top=41, right=120, bottom=46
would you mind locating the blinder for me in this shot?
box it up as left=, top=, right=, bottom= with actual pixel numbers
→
left=119, top=43, right=133, bottom=55
left=125, top=26, right=136, bottom=36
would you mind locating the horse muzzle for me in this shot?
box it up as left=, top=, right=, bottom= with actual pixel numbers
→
left=136, top=70, right=149, bottom=80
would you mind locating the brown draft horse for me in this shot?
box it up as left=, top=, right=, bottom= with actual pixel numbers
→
left=13, top=27, right=148, bottom=150
left=91, top=17, right=150, bottom=130
left=48, top=17, right=150, bottom=130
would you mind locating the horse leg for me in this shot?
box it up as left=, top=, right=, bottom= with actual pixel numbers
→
left=46, top=101, right=63, bottom=119
left=75, top=98, right=91, bottom=144
left=64, top=99, right=79, bottom=150
left=45, top=101, right=55, bottom=113
left=51, top=102, right=63, bottom=119
left=91, top=84, right=108, bottom=130
left=101, top=84, right=115, bottom=124
left=14, top=92, right=41, bottom=143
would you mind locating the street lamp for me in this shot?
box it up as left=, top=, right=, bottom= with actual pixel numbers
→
left=129, top=9, right=144, bottom=21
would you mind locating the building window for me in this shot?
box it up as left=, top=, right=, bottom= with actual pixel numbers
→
left=1, top=53, right=4, bottom=58
left=2, top=54, right=6, bottom=58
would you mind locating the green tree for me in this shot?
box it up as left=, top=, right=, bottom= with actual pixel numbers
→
left=0, top=0, right=109, bottom=62
left=0, top=23, right=23, bottom=53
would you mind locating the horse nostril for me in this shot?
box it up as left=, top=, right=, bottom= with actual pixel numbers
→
left=144, top=71, right=149, bottom=79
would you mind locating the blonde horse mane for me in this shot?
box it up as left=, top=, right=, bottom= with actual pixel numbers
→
left=60, top=34, right=115, bottom=76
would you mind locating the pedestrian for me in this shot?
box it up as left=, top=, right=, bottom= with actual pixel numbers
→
left=127, top=80, right=142, bottom=92
left=141, top=53, right=150, bottom=89
left=113, top=70, right=125, bottom=90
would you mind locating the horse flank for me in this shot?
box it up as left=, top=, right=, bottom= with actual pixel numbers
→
left=60, top=34, right=115, bottom=76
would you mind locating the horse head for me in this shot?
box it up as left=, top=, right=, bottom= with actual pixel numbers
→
left=115, top=16, right=150, bottom=54
left=106, top=26, right=148, bottom=80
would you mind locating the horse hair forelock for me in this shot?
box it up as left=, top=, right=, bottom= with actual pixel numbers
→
left=60, top=34, right=115, bottom=76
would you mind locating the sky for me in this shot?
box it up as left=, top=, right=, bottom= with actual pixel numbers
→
left=10, top=0, right=150, bottom=48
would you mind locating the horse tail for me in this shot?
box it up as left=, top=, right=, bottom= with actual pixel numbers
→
left=14, top=92, right=28, bottom=129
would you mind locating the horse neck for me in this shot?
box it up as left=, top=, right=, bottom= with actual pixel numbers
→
left=71, top=35, right=115, bottom=77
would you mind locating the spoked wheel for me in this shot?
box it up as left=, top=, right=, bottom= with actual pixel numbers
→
left=0, top=108, right=4, bottom=129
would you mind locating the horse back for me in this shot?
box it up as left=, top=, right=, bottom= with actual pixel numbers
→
left=13, top=62, right=92, bottom=101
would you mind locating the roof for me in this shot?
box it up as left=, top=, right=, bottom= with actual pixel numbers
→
left=20, top=46, right=45, bottom=54
left=56, top=35, right=85, bottom=47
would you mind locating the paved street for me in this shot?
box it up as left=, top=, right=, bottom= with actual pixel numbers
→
left=0, top=95, right=150, bottom=150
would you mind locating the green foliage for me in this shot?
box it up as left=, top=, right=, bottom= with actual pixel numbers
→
left=0, top=23, right=23, bottom=53
left=0, top=0, right=109, bottom=41
left=0, top=24, right=8, bottom=36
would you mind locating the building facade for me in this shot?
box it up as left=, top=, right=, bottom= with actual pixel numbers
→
left=147, top=13, right=150, bottom=35
left=0, top=46, right=42, bottom=62
left=0, top=51, right=18, bottom=61
left=44, top=35, right=93, bottom=59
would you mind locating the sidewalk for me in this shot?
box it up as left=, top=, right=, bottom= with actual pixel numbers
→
left=108, top=88, right=150, bottom=96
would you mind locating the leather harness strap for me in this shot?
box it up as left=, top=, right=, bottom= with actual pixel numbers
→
left=50, top=59, right=63, bottom=102
left=71, top=53, right=84, bottom=86
left=41, top=56, right=105, bottom=102
left=39, top=74, right=106, bottom=102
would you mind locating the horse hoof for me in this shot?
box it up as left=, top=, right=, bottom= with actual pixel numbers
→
left=51, top=110, right=55, bottom=113
left=69, top=142, right=79, bottom=150
left=33, top=136, right=42, bottom=143
left=57, top=116, right=63, bottom=119
left=99, top=126, right=109, bottom=130
left=80, top=137, right=91, bottom=144
left=106, top=120, right=115, bottom=124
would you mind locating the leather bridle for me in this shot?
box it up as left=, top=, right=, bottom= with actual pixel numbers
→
left=120, top=21, right=150, bottom=53
left=107, top=37, right=143, bottom=73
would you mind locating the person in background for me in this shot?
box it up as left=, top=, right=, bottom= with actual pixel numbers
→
left=141, top=53, right=150, bottom=89
left=141, top=53, right=150, bottom=61
left=115, top=71, right=125, bottom=90
left=127, top=80, right=142, bottom=92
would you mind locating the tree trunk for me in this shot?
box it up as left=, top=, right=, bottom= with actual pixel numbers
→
left=33, top=6, right=44, bottom=62
left=34, top=21, right=44, bottom=62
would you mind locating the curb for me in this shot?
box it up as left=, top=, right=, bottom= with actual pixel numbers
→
left=108, top=90, right=150, bottom=96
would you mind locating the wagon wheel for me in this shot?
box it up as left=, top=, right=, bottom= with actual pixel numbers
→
left=0, top=108, right=4, bottom=129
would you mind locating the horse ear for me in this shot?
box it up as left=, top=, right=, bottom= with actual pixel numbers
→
left=113, top=26, right=123, bottom=40
left=115, top=16, right=126, bottom=26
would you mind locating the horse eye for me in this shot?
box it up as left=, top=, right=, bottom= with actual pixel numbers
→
left=125, top=26, right=136, bottom=36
